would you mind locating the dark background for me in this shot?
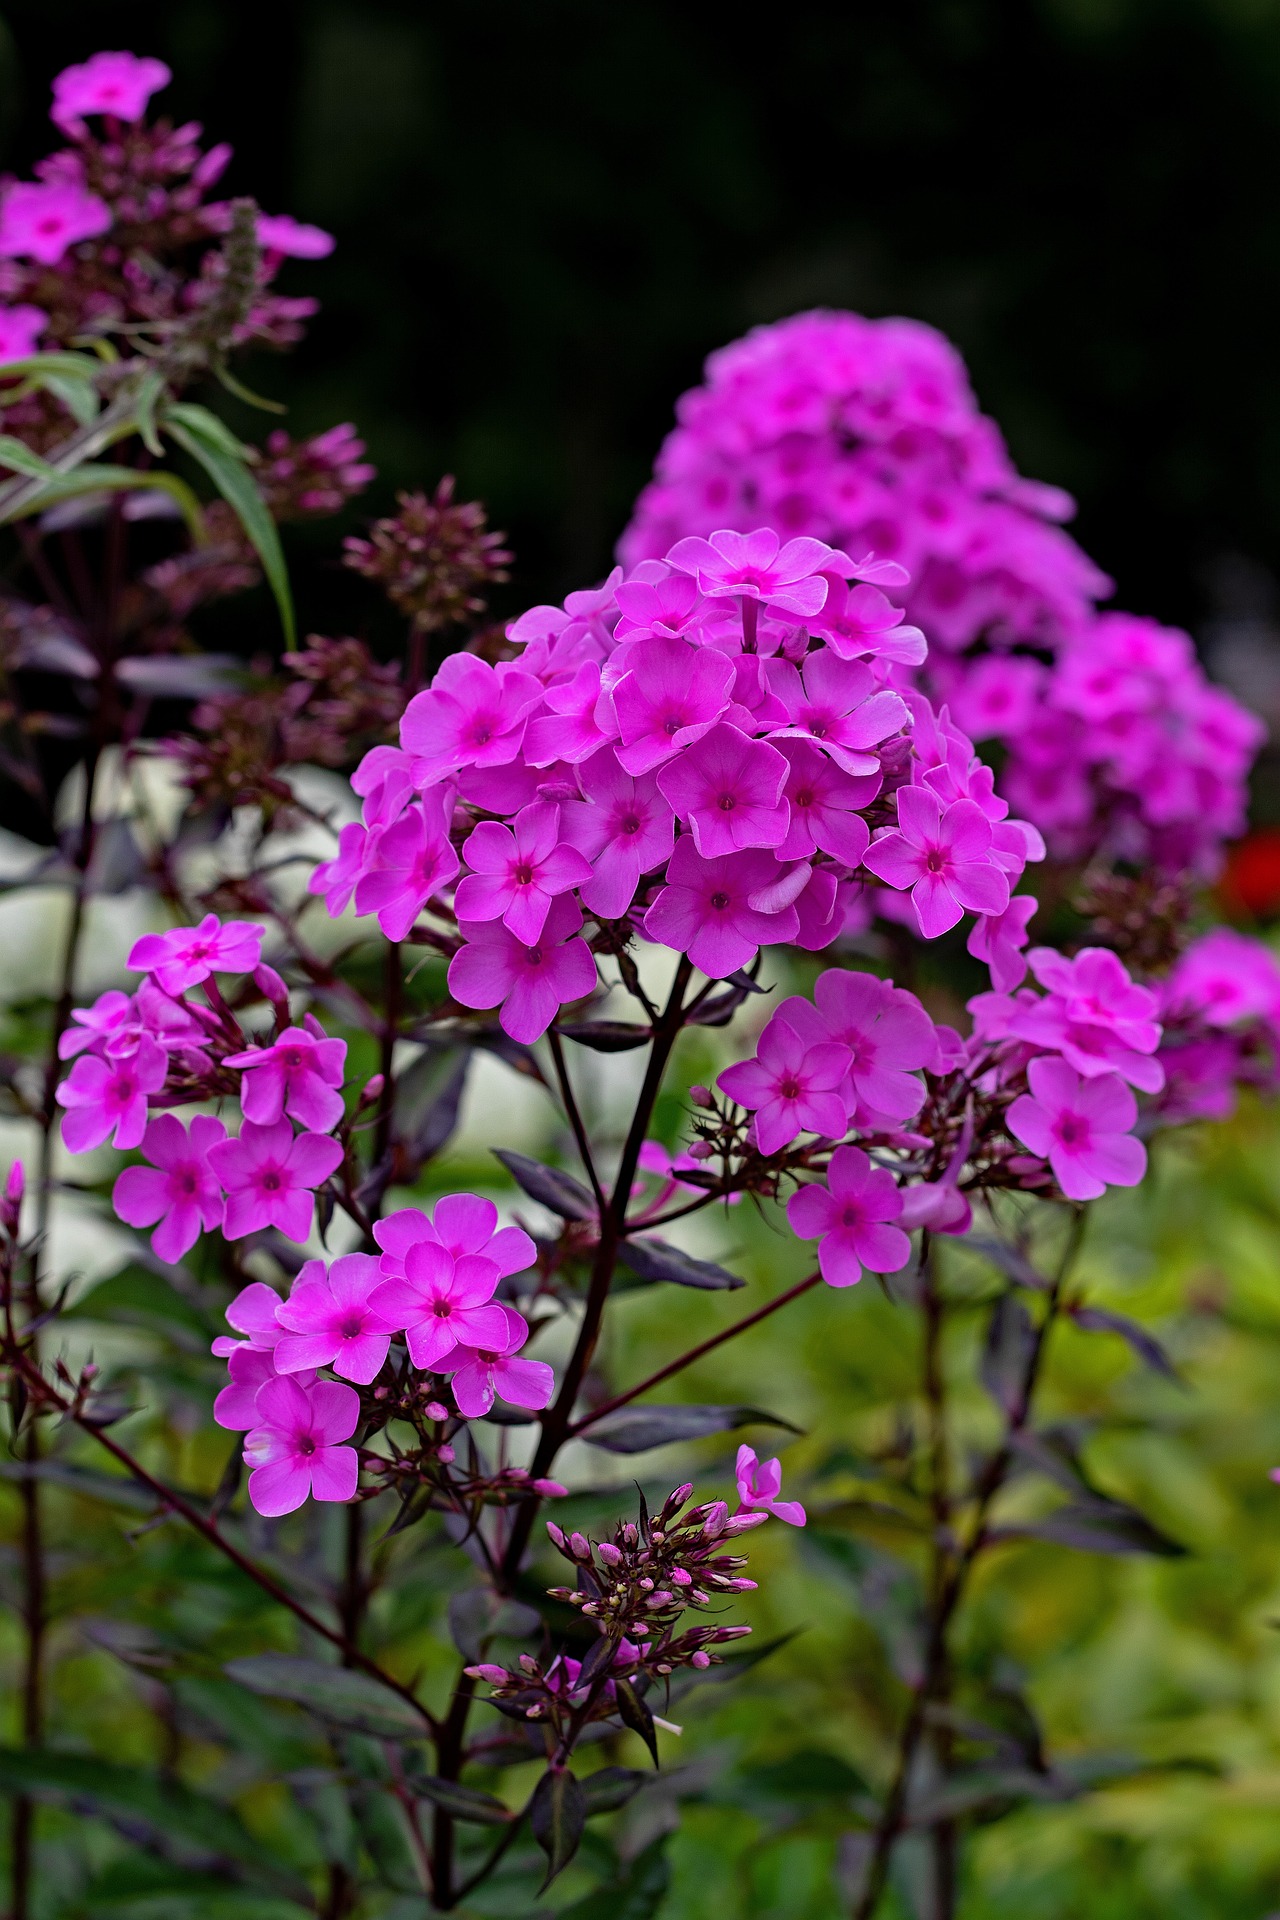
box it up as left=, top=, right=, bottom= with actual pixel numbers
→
left=6, top=0, right=1280, bottom=647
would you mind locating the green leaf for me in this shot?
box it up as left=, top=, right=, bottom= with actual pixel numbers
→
left=43, top=370, right=101, bottom=426
left=224, top=1654, right=432, bottom=1739
left=559, top=1837, right=671, bottom=1920
left=0, top=1748, right=306, bottom=1896
left=6, top=464, right=206, bottom=543
left=0, top=435, right=58, bottom=478
left=530, top=1766, right=586, bottom=1891
left=580, top=1402, right=800, bottom=1453
left=162, top=402, right=295, bottom=648
left=65, top=1259, right=214, bottom=1347
left=405, top=1773, right=512, bottom=1825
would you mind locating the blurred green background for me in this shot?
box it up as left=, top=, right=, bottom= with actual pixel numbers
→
left=4, top=3, right=1280, bottom=1915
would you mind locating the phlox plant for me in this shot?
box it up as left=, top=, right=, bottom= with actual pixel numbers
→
left=0, top=43, right=1276, bottom=1920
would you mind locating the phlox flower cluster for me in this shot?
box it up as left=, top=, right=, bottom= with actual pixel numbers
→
left=310, top=526, right=1041, bottom=1041
left=210, top=1193, right=551, bottom=1516
left=619, top=310, right=1262, bottom=876
left=1153, top=927, right=1280, bottom=1122
left=0, top=48, right=337, bottom=369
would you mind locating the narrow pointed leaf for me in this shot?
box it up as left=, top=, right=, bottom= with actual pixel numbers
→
left=494, top=1148, right=596, bottom=1221
left=405, top=1773, right=512, bottom=1824
left=163, top=404, right=295, bottom=647
left=581, top=1402, right=799, bottom=1453
left=613, top=1678, right=659, bottom=1766
left=530, top=1766, right=586, bottom=1889
left=224, top=1655, right=431, bottom=1737
left=617, top=1236, right=745, bottom=1291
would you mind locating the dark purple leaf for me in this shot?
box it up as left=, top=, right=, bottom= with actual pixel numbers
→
left=966, top=1235, right=1051, bottom=1291
left=581, top=1403, right=799, bottom=1453
left=530, top=1766, right=586, bottom=1888
left=1069, top=1304, right=1180, bottom=1381
left=612, top=1679, right=659, bottom=1768
left=557, top=1020, right=652, bottom=1052
left=494, top=1149, right=596, bottom=1221
left=406, top=1774, right=511, bottom=1826
left=617, top=1237, right=745, bottom=1291
left=980, top=1294, right=1037, bottom=1415
left=991, top=1501, right=1185, bottom=1557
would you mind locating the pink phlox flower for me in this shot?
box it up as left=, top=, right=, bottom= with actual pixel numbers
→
left=610, top=635, right=735, bottom=775
left=735, top=1443, right=806, bottom=1526
left=448, top=1303, right=555, bottom=1419
left=275, top=1252, right=394, bottom=1384
left=613, top=569, right=706, bottom=640
left=1006, top=1057, right=1146, bottom=1201
left=898, top=1106, right=974, bottom=1236
left=863, top=786, right=1009, bottom=937
left=812, top=577, right=927, bottom=665
left=128, top=914, right=264, bottom=993
left=560, top=749, right=675, bottom=920
left=523, top=661, right=618, bottom=765
left=0, top=181, right=112, bottom=265
left=59, top=988, right=141, bottom=1061
left=780, top=969, right=937, bottom=1123
left=634, top=1138, right=741, bottom=1206
left=212, top=1279, right=285, bottom=1358
left=717, top=1015, right=850, bottom=1153
left=207, top=1119, right=344, bottom=1243
left=56, top=1034, right=166, bottom=1153
left=776, top=739, right=876, bottom=866
left=1163, top=928, right=1280, bottom=1030
left=643, top=840, right=799, bottom=978
left=51, top=51, right=171, bottom=129
left=967, top=894, right=1038, bottom=992
left=657, top=724, right=790, bottom=856
left=787, top=1144, right=911, bottom=1287
left=353, top=790, right=459, bottom=942
left=766, top=652, right=909, bottom=776
left=370, top=1241, right=506, bottom=1370
left=309, top=819, right=377, bottom=917
left=111, top=1113, right=226, bottom=1263
left=225, top=1019, right=347, bottom=1133
left=243, top=1374, right=360, bottom=1516
left=215, top=1345, right=298, bottom=1431
left=400, top=653, right=542, bottom=778
left=793, top=865, right=844, bottom=950
left=257, top=213, right=335, bottom=260
left=351, top=743, right=417, bottom=826
left=449, top=894, right=597, bottom=1043
left=666, top=527, right=841, bottom=617
left=1015, top=946, right=1164, bottom=1092
left=374, top=1193, right=535, bottom=1281
left=456, top=800, right=593, bottom=944
left=0, top=303, right=46, bottom=364
left=947, top=656, right=1047, bottom=741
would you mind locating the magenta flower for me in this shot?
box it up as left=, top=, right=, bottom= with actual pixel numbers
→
left=657, top=724, right=790, bottom=857
left=787, top=1145, right=911, bottom=1288
left=967, top=894, right=1038, bottom=992
left=57, top=1035, right=167, bottom=1153
left=449, top=894, right=596, bottom=1043
left=128, top=914, right=264, bottom=994
left=374, top=1194, right=535, bottom=1284
left=456, top=800, right=593, bottom=944
left=1164, top=928, right=1280, bottom=1029
left=112, top=1114, right=226, bottom=1262
left=813, top=578, right=926, bottom=665
left=767, top=653, right=908, bottom=776
left=214, top=1345, right=288, bottom=1431
left=401, top=654, right=543, bottom=777
left=776, top=740, right=876, bottom=866
left=0, top=304, right=46, bottom=364
left=211, top=1280, right=285, bottom=1358
left=717, top=1016, right=850, bottom=1153
left=274, top=1253, right=394, bottom=1384
left=310, top=820, right=377, bottom=918
left=735, top=1444, right=806, bottom=1526
left=225, top=1022, right=348, bottom=1133
left=1013, top=946, right=1164, bottom=1092
left=448, top=1304, right=555, bottom=1419
left=208, top=1120, right=344, bottom=1243
left=863, top=787, right=1009, bottom=938
left=778, top=970, right=937, bottom=1123
left=370, top=1242, right=507, bottom=1371
left=353, top=793, right=459, bottom=942
left=243, top=1375, right=360, bottom=1516
left=667, top=528, right=841, bottom=617
left=523, top=661, right=615, bottom=765
left=643, top=840, right=799, bottom=978
left=257, top=213, right=335, bottom=260
left=1006, top=1057, right=1146, bottom=1201
left=610, top=635, right=735, bottom=775
left=0, top=182, right=112, bottom=266
left=51, top=51, right=171, bottom=129
left=560, top=750, right=675, bottom=920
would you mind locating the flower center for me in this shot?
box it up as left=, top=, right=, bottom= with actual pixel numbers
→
left=341, top=1315, right=364, bottom=1338
left=795, top=789, right=814, bottom=809
left=260, top=1170, right=283, bottom=1192
left=432, top=1300, right=453, bottom=1317
left=514, top=863, right=535, bottom=886
left=780, top=1077, right=801, bottom=1100
left=925, top=848, right=947, bottom=873
left=524, top=945, right=543, bottom=965
left=1055, top=1114, right=1088, bottom=1147
left=709, top=890, right=730, bottom=911
left=717, top=792, right=737, bottom=811
left=620, top=814, right=640, bottom=836
left=298, top=1436, right=316, bottom=1456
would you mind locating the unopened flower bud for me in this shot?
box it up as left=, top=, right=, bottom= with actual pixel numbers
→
left=5, top=1160, right=23, bottom=1205
left=689, top=1084, right=714, bottom=1109
left=533, top=1478, right=567, bottom=1497
left=685, top=1139, right=715, bottom=1160
left=546, top=1522, right=566, bottom=1549
left=525, top=1704, right=543, bottom=1718
left=598, top=1541, right=622, bottom=1566
left=638, top=1576, right=653, bottom=1590
left=422, top=1399, right=447, bottom=1420
left=701, top=1501, right=730, bottom=1538
left=465, top=1663, right=509, bottom=1684
left=569, top=1531, right=590, bottom=1559
left=670, top=1566, right=692, bottom=1586
left=648, top=1590, right=673, bottom=1607
left=253, top=963, right=289, bottom=1009
left=358, top=1073, right=386, bottom=1109
left=724, top=1510, right=769, bottom=1534
left=656, top=1660, right=673, bottom=1675
left=691, top=1650, right=711, bottom=1669
left=621, top=1523, right=638, bottom=1547
left=437, top=1443, right=455, bottom=1464
left=518, top=1654, right=539, bottom=1674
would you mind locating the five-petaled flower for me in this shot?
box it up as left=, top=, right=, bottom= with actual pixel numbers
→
left=1006, top=1057, right=1146, bottom=1201
left=112, top=1113, right=227, bottom=1261
left=787, top=1145, right=911, bottom=1288
left=226, top=1022, right=348, bottom=1133
left=864, top=786, right=1009, bottom=938
left=243, top=1375, right=360, bottom=1516
left=735, top=1444, right=806, bottom=1526
left=208, top=1119, right=344, bottom=1242
left=57, top=1036, right=167, bottom=1153
left=449, top=895, right=597, bottom=1043
left=449, top=1305, right=555, bottom=1419
left=371, top=1242, right=508, bottom=1371
left=128, top=914, right=264, bottom=995
left=275, top=1253, right=395, bottom=1384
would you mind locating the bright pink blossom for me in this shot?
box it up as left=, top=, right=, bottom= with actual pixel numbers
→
left=309, top=820, right=375, bottom=917
left=0, top=182, right=111, bottom=265
left=370, top=1242, right=507, bottom=1371
left=275, top=1253, right=394, bottom=1384
left=787, top=1145, right=911, bottom=1287
left=657, top=724, right=790, bottom=856
left=735, top=1444, right=806, bottom=1526
left=522, top=661, right=615, bottom=765
left=610, top=635, right=735, bottom=775
left=214, top=1345, right=289, bottom=1431
left=667, top=528, right=842, bottom=617
left=401, top=654, right=542, bottom=778
left=560, top=750, right=675, bottom=920
left=1006, top=1057, right=1146, bottom=1201
left=353, top=793, right=459, bottom=942
left=128, top=914, right=264, bottom=993
left=776, top=740, right=876, bottom=866
left=212, top=1281, right=285, bottom=1358
left=864, top=786, right=1009, bottom=937
left=112, top=1114, right=226, bottom=1262
left=0, top=304, right=46, bottom=364
left=1163, top=928, right=1280, bottom=1030
left=449, top=894, right=596, bottom=1043
left=717, top=1016, right=850, bottom=1153
left=51, top=51, right=171, bottom=129
left=778, top=970, right=937, bottom=1123
left=208, top=1119, right=344, bottom=1242
left=225, top=1021, right=348, bottom=1132
left=643, top=840, right=799, bottom=977
left=767, top=652, right=908, bottom=776
left=57, top=1035, right=167, bottom=1152
left=374, top=1194, right=535, bottom=1284
left=456, top=801, right=592, bottom=943
left=1014, top=946, right=1164, bottom=1093
left=257, top=213, right=335, bottom=260
left=243, top=1375, right=359, bottom=1516
left=448, top=1304, right=555, bottom=1419
left=967, top=893, right=1038, bottom=992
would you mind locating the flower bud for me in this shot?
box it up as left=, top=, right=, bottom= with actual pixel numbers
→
left=253, top=963, right=289, bottom=1010
left=358, top=1073, right=386, bottom=1108
left=598, top=1541, right=622, bottom=1566
left=685, top=1139, right=715, bottom=1160
left=533, top=1478, right=568, bottom=1497
left=670, top=1566, right=692, bottom=1585
left=691, top=1650, right=712, bottom=1669
left=6, top=1161, right=23, bottom=1204
left=569, top=1531, right=590, bottom=1559
left=437, top=1443, right=455, bottom=1464
left=545, top=1522, right=566, bottom=1549
left=465, top=1663, right=509, bottom=1684
left=724, top=1510, right=769, bottom=1534
left=425, top=1400, right=449, bottom=1420
left=689, top=1084, right=714, bottom=1109
left=518, top=1654, right=539, bottom=1674
left=701, top=1501, right=730, bottom=1538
